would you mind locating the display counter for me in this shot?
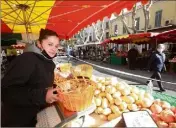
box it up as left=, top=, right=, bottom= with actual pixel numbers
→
left=110, top=54, right=127, bottom=65
left=36, top=103, right=124, bottom=127
left=169, top=60, right=176, bottom=73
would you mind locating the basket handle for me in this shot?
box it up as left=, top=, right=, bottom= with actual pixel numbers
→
left=76, top=76, right=89, bottom=79
left=74, top=76, right=89, bottom=84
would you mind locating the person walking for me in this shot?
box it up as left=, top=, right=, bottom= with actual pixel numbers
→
left=147, top=44, right=166, bottom=92
left=1, top=28, right=61, bottom=127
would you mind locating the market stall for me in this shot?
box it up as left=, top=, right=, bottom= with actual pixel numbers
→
left=110, top=53, right=127, bottom=65
left=169, top=57, right=176, bottom=73
left=36, top=63, right=176, bottom=127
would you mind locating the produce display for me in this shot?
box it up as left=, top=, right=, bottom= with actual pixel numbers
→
left=54, top=63, right=176, bottom=127
left=169, top=57, right=176, bottom=63
left=91, top=76, right=176, bottom=127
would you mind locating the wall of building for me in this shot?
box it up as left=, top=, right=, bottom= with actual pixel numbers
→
left=149, top=1, right=176, bottom=28
left=109, top=1, right=176, bottom=36
left=75, top=1, right=176, bottom=45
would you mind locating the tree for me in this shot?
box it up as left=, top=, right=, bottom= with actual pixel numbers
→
left=79, top=27, right=91, bottom=44
left=92, top=19, right=105, bottom=43
left=120, top=9, right=131, bottom=34
left=143, top=0, right=153, bottom=32
left=120, top=4, right=138, bottom=34
left=131, top=4, right=137, bottom=34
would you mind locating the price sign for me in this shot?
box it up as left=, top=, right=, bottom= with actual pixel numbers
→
left=122, top=110, right=158, bottom=127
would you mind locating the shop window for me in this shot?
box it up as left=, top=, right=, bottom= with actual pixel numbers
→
left=155, top=10, right=162, bottom=27
left=123, top=26, right=127, bottom=34
left=114, top=25, right=118, bottom=35
left=106, top=32, right=109, bottom=39
left=89, top=36, right=92, bottom=42
left=106, top=22, right=109, bottom=29
left=135, top=17, right=140, bottom=30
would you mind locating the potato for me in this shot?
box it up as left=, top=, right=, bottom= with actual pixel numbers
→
left=102, top=98, right=109, bottom=108
left=136, top=100, right=143, bottom=106
left=94, top=89, right=101, bottom=95
left=97, top=83, right=102, bottom=89
left=109, top=87, right=117, bottom=94
left=97, top=107, right=104, bottom=114
left=104, top=80, right=111, bottom=85
left=102, top=108, right=112, bottom=115
left=121, top=89, right=131, bottom=96
left=131, top=86, right=140, bottom=94
left=105, top=86, right=112, bottom=93
left=122, top=96, right=135, bottom=104
left=98, top=92, right=106, bottom=97
left=114, top=97, right=122, bottom=106
left=94, top=108, right=98, bottom=114
left=112, top=91, right=121, bottom=99
left=119, top=102, right=128, bottom=111
left=101, top=86, right=106, bottom=92
left=130, top=93, right=138, bottom=101
left=106, top=93, right=114, bottom=104
left=108, top=113, right=121, bottom=121
left=116, top=83, right=125, bottom=91
left=99, top=114, right=108, bottom=121
left=142, top=98, right=153, bottom=108
left=95, top=97, right=102, bottom=106
left=110, top=105, right=120, bottom=114
left=123, top=109, right=130, bottom=112
left=128, top=104, right=138, bottom=111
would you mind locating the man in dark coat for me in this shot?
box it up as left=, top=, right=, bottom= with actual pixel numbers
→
left=127, top=46, right=139, bottom=70
left=147, top=44, right=166, bottom=92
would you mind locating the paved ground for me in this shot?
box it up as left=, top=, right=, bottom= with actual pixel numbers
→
left=61, top=57, right=176, bottom=97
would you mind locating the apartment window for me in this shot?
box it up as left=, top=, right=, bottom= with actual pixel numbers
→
left=106, top=32, right=109, bottom=39
left=155, top=10, right=162, bottom=27
left=135, top=17, right=140, bottom=30
left=114, top=25, right=118, bottom=35
left=89, top=36, right=92, bottom=42
left=123, top=26, right=127, bottom=34
left=106, top=22, right=109, bottom=29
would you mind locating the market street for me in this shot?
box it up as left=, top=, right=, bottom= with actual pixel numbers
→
left=56, top=57, right=176, bottom=97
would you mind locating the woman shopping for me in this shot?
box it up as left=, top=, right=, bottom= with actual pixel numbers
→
left=2, top=28, right=61, bottom=127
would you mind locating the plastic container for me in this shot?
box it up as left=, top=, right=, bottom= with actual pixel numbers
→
left=147, top=80, right=153, bottom=95
left=71, top=64, right=93, bottom=79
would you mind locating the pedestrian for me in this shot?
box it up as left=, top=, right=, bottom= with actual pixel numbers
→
left=127, top=45, right=139, bottom=70
left=147, top=44, right=166, bottom=92
left=1, top=28, right=61, bottom=127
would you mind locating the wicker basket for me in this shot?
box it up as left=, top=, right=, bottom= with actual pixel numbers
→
left=56, top=77, right=96, bottom=112
left=71, top=64, right=93, bottom=79
left=54, top=72, right=67, bottom=84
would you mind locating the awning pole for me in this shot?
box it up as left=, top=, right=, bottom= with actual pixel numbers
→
left=156, top=38, right=158, bottom=47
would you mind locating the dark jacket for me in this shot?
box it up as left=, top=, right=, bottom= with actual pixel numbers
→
left=1, top=44, right=55, bottom=127
left=147, top=51, right=166, bottom=72
left=127, top=48, right=139, bottom=60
